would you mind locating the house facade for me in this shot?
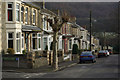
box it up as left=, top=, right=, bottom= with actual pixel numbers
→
left=1, top=1, right=44, bottom=54
left=1, top=0, right=100, bottom=54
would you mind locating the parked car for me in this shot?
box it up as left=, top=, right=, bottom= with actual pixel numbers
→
left=98, top=50, right=109, bottom=58
left=107, top=49, right=113, bottom=55
left=79, top=51, right=96, bottom=63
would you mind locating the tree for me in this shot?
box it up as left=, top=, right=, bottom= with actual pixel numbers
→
left=47, top=10, right=70, bottom=70
left=72, top=44, right=78, bottom=54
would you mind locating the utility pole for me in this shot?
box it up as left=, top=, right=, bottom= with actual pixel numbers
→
left=90, top=10, right=92, bottom=51
left=104, top=31, right=106, bottom=50
left=118, top=1, right=120, bottom=54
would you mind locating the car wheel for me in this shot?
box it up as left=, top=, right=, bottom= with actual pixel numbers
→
left=98, top=56, right=100, bottom=58
left=92, top=60, right=96, bottom=63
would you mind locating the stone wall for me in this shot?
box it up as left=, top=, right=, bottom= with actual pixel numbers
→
left=32, top=57, right=48, bottom=69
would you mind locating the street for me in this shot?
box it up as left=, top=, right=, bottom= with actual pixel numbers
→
left=2, top=54, right=119, bottom=78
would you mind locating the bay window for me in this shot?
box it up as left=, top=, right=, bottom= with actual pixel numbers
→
left=37, top=34, right=41, bottom=50
left=7, top=2, right=13, bottom=21
left=8, top=32, right=13, bottom=48
left=33, top=9, right=36, bottom=25
left=21, top=6, right=24, bottom=23
left=43, top=37, right=47, bottom=50
left=16, top=3, right=20, bottom=21
left=16, top=33, right=20, bottom=52
left=22, top=33, right=24, bottom=49
left=25, top=7, right=28, bottom=24
left=32, top=33, right=37, bottom=49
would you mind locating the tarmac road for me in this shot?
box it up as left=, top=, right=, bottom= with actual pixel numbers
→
left=2, top=54, right=119, bottom=79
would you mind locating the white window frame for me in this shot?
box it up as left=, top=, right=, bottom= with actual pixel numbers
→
left=16, top=32, right=20, bottom=53
left=7, top=2, right=13, bottom=21
left=21, top=6, right=24, bottom=23
left=25, top=7, right=28, bottom=24
left=16, top=3, right=20, bottom=22
left=37, top=33, right=41, bottom=50
left=33, top=9, right=36, bottom=25
left=22, top=33, right=24, bottom=49
left=43, top=37, right=47, bottom=50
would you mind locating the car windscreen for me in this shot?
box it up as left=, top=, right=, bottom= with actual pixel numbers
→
left=81, top=52, right=92, bottom=55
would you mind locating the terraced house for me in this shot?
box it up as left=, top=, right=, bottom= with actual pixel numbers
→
left=1, top=0, right=100, bottom=55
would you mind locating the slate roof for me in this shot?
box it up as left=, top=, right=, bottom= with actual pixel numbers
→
left=41, top=8, right=57, bottom=16
left=22, top=25, right=42, bottom=32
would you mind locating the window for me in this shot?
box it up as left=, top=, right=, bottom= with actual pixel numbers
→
left=21, top=6, right=24, bottom=23
left=22, top=33, right=24, bottom=48
left=25, top=7, right=28, bottom=24
left=8, top=32, right=13, bottom=48
left=7, top=2, right=13, bottom=21
left=16, top=33, right=20, bottom=52
left=43, top=18, right=47, bottom=30
left=69, top=40, right=72, bottom=49
left=33, top=9, right=36, bottom=25
left=32, top=33, right=37, bottom=49
left=43, top=37, right=47, bottom=50
left=16, top=3, right=20, bottom=21
left=37, top=34, right=41, bottom=49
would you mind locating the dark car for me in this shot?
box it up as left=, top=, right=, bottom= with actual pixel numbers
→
left=79, top=51, right=96, bottom=63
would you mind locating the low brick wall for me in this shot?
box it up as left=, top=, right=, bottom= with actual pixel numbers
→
left=2, top=54, right=28, bottom=69
left=32, top=57, right=48, bottom=69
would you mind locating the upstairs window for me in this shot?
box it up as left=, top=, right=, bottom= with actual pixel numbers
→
left=16, top=3, right=20, bottom=21
left=25, top=7, right=28, bottom=24
left=7, top=2, right=13, bottom=21
left=33, top=9, right=36, bottom=25
left=21, top=6, right=24, bottom=23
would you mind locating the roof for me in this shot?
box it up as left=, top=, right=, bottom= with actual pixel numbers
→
left=22, top=25, right=42, bottom=32
left=41, top=8, right=57, bottom=16
left=22, top=2, right=41, bottom=9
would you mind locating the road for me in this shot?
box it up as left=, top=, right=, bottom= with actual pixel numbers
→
left=2, top=54, right=119, bottom=79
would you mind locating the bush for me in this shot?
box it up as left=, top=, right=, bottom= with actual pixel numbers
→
left=78, top=49, right=84, bottom=55
left=22, top=49, right=27, bottom=54
left=45, top=45, right=48, bottom=50
left=7, top=48, right=15, bottom=54
left=50, top=42, right=53, bottom=50
left=72, top=44, right=78, bottom=54
left=35, top=51, right=39, bottom=58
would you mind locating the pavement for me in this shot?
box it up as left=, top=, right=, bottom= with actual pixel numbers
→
left=2, top=59, right=78, bottom=73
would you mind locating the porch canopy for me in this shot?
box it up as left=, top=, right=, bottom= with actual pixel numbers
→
left=22, top=25, right=42, bottom=32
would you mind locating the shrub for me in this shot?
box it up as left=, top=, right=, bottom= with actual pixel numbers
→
left=22, top=49, right=27, bottom=54
left=7, top=48, right=15, bottom=54
left=72, top=44, right=78, bottom=54
left=35, top=51, right=39, bottom=58
left=50, top=42, right=53, bottom=50
left=45, top=45, right=48, bottom=50
left=78, top=49, right=84, bottom=55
